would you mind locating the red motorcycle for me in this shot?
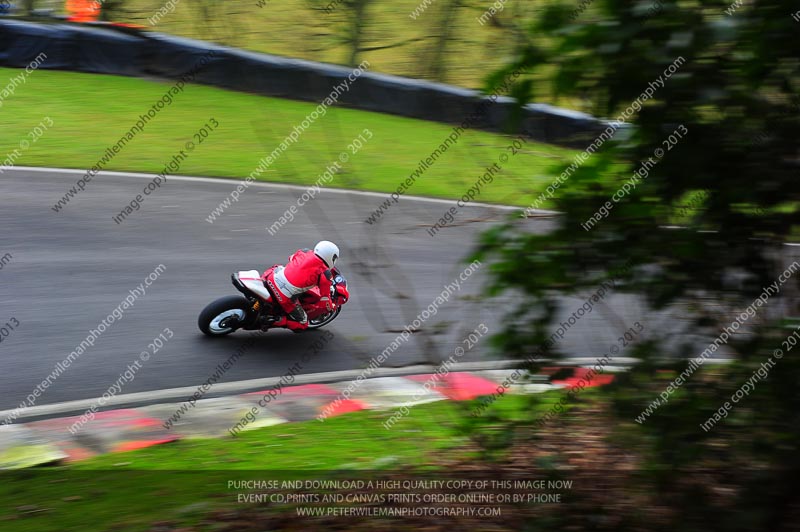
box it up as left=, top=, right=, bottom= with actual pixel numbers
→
left=198, top=266, right=349, bottom=336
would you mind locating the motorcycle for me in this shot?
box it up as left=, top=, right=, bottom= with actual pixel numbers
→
left=198, top=266, right=349, bottom=336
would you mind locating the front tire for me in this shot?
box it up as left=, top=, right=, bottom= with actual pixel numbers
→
left=307, top=306, right=341, bottom=329
left=198, top=295, right=250, bottom=336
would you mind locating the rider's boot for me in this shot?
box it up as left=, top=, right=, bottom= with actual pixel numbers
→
left=272, top=314, right=308, bottom=333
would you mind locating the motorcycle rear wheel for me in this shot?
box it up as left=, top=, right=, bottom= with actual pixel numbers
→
left=198, top=295, right=250, bottom=336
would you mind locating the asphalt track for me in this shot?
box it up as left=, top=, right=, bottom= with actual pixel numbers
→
left=0, top=166, right=756, bottom=414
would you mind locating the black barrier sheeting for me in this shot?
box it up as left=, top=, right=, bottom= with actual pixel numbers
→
left=0, top=20, right=144, bottom=75
left=0, top=19, right=607, bottom=147
left=0, top=19, right=76, bottom=69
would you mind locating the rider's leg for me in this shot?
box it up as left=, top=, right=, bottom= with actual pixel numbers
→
left=264, top=269, right=299, bottom=314
left=263, top=270, right=308, bottom=331
left=279, top=302, right=308, bottom=332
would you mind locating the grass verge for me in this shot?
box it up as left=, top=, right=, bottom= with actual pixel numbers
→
left=0, top=393, right=554, bottom=531
left=0, top=67, right=574, bottom=209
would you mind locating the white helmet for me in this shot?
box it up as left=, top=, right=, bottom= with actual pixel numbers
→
left=314, top=240, right=339, bottom=267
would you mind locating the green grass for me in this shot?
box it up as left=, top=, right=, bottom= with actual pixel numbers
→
left=0, top=68, right=574, bottom=208
left=74, top=393, right=542, bottom=470
left=0, top=394, right=548, bottom=532
left=76, top=401, right=471, bottom=470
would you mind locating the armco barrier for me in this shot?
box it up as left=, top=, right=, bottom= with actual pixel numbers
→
left=0, top=19, right=607, bottom=148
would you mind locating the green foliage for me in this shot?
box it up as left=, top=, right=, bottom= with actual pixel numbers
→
left=476, top=0, right=800, bottom=527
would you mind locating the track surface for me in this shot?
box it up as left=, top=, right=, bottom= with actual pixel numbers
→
left=0, top=167, right=707, bottom=411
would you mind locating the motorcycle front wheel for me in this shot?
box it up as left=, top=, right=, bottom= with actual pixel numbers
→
left=306, top=306, right=341, bottom=329
left=198, top=295, right=250, bottom=336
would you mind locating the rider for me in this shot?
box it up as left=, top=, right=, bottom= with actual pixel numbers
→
left=263, top=240, right=346, bottom=332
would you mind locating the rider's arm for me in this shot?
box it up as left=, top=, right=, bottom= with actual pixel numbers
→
left=318, top=269, right=333, bottom=296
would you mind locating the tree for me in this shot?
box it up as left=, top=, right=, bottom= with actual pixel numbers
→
left=474, top=0, right=800, bottom=528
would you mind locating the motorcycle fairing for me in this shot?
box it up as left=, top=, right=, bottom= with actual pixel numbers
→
left=235, top=270, right=273, bottom=301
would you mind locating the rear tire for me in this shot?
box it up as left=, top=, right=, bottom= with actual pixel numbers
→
left=198, top=295, right=250, bottom=336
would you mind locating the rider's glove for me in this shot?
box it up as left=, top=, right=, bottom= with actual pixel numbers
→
left=334, top=285, right=349, bottom=305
